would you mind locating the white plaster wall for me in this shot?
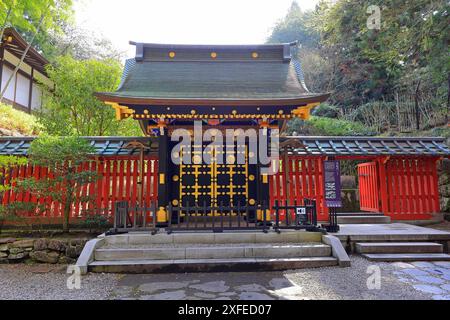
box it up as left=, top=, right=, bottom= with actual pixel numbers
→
left=15, top=73, right=30, bottom=107
left=1, top=65, right=15, bottom=101
left=31, top=83, right=42, bottom=110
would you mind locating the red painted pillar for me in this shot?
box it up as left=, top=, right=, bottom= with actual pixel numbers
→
left=377, top=157, right=389, bottom=215
left=430, top=158, right=441, bottom=213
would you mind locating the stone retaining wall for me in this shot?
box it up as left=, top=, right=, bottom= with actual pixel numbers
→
left=0, top=238, right=88, bottom=264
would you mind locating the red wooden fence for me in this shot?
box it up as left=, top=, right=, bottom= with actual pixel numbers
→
left=1, top=154, right=441, bottom=224
left=384, top=157, right=440, bottom=220
left=269, top=156, right=328, bottom=222
left=1, top=156, right=158, bottom=222
left=357, top=162, right=380, bottom=212
left=357, top=157, right=440, bottom=220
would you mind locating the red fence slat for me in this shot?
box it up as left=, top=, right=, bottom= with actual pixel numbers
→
left=0, top=156, right=159, bottom=223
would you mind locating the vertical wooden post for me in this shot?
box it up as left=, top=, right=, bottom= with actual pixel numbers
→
left=283, top=152, right=290, bottom=204
left=157, top=125, right=169, bottom=225
left=430, top=158, right=441, bottom=213
left=138, top=148, right=144, bottom=207
left=28, top=67, right=34, bottom=113
left=378, top=157, right=389, bottom=215
left=256, top=131, right=270, bottom=222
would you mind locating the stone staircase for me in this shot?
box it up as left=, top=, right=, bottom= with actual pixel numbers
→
left=356, top=242, right=450, bottom=262
left=336, top=213, right=391, bottom=225
left=82, top=231, right=348, bottom=273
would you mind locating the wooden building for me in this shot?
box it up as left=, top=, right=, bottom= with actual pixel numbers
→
left=95, top=42, right=329, bottom=224
left=0, top=28, right=52, bottom=113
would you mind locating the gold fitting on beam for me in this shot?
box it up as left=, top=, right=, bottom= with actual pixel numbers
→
left=105, top=102, right=135, bottom=121
left=291, top=102, right=320, bottom=120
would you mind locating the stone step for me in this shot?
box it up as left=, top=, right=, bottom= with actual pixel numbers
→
left=104, top=231, right=323, bottom=246
left=89, top=257, right=338, bottom=273
left=337, top=216, right=391, bottom=224
left=94, top=243, right=332, bottom=261
left=362, top=253, right=450, bottom=262
left=336, top=213, right=385, bottom=217
left=355, top=242, right=443, bottom=254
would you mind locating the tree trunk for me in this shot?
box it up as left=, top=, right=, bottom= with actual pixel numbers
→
left=447, top=73, right=450, bottom=124
left=63, top=192, right=72, bottom=233
left=414, top=80, right=421, bottom=131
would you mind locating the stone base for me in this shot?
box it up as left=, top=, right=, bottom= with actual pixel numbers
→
left=89, top=257, right=338, bottom=274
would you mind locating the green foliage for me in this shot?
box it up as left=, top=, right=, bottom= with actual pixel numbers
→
left=15, top=136, right=98, bottom=232
left=430, top=127, right=450, bottom=139
left=27, top=135, right=94, bottom=167
left=37, top=55, right=142, bottom=136
left=0, top=155, right=27, bottom=193
left=0, top=155, right=28, bottom=225
left=311, top=103, right=340, bottom=118
left=45, top=23, right=125, bottom=61
left=269, top=0, right=449, bottom=111
left=0, top=0, right=75, bottom=61
left=0, top=155, right=28, bottom=169
left=117, top=117, right=145, bottom=137
left=0, top=103, right=41, bottom=135
left=80, top=213, right=110, bottom=233
left=287, top=116, right=375, bottom=136
left=267, top=2, right=319, bottom=49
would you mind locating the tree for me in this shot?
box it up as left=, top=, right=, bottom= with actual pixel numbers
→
left=37, top=55, right=142, bottom=136
left=45, top=23, right=126, bottom=61
left=267, top=1, right=319, bottom=49
left=0, top=155, right=28, bottom=229
left=0, top=0, right=74, bottom=102
left=0, top=155, right=27, bottom=194
left=15, top=136, right=97, bottom=233
left=268, top=0, right=449, bottom=113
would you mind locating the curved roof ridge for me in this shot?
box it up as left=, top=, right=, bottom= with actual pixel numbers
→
left=292, top=57, right=309, bottom=93
left=117, top=58, right=136, bottom=90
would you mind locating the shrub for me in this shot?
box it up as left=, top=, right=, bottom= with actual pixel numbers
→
left=0, top=103, right=41, bottom=135
left=311, top=103, right=340, bottom=118
left=287, top=116, right=376, bottom=136
left=80, top=213, right=110, bottom=233
left=14, top=135, right=98, bottom=233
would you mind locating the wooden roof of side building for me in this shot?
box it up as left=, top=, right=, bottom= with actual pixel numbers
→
left=1, top=28, right=49, bottom=75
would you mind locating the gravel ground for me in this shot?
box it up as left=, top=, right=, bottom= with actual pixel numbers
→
left=1, top=256, right=448, bottom=300
left=0, top=264, right=118, bottom=300
left=284, top=256, right=433, bottom=300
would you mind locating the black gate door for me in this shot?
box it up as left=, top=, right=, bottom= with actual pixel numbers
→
left=168, top=141, right=257, bottom=222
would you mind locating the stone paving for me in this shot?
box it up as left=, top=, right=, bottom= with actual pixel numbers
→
left=110, top=273, right=293, bottom=300
left=390, top=261, right=450, bottom=300
left=108, top=256, right=450, bottom=300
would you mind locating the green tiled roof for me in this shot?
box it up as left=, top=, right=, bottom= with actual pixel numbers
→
left=97, top=43, right=328, bottom=103
left=101, top=60, right=319, bottom=100
left=0, top=137, right=158, bottom=156
left=281, top=137, right=450, bottom=156
left=1, top=136, right=448, bottom=157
